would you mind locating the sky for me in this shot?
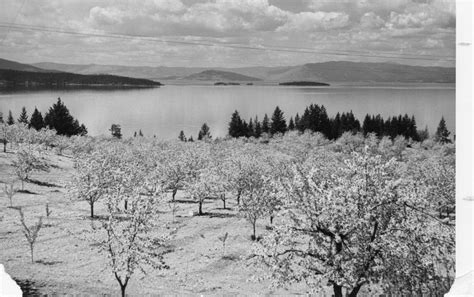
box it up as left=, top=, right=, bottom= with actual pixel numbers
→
left=0, top=0, right=456, bottom=67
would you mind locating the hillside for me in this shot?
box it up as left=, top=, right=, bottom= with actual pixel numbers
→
left=32, top=60, right=455, bottom=83
left=0, top=69, right=161, bottom=88
left=182, top=70, right=262, bottom=81
left=0, top=58, right=56, bottom=73
left=266, top=62, right=455, bottom=83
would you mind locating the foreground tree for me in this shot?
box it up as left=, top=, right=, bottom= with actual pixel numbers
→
left=12, top=145, right=49, bottom=191
left=69, top=151, right=108, bottom=218
left=255, top=150, right=454, bottom=296
left=18, top=208, right=43, bottom=263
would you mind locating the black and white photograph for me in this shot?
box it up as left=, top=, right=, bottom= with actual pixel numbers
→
left=0, top=0, right=471, bottom=296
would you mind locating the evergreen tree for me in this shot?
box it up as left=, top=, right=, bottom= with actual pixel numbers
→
left=294, top=113, right=301, bottom=131
left=188, top=136, right=194, bottom=142
left=139, top=129, right=143, bottom=137
left=288, top=117, right=295, bottom=131
left=228, top=110, right=244, bottom=138
left=110, top=124, right=122, bottom=139
left=7, top=110, right=14, bottom=125
left=29, top=107, right=45, bottom=130
left=434, top=117, right=451, bottom=144
left=254, top=116, right=262, bottom=138
left=247, top=118, right=255, bottom=137
left=178, top=130, right=186, bottom=142
left=134, top=131, right=137, bottom=137
left=44, top=98, right=87, bottom=136
left=0, top=112, right=3, bottom=123
left=198, top=123, right=211, bottom=140
left=270, top=106, right=287, bottom=135
left=18, top=107, right=29, bottom=124
left=262, top=114, right=270, bottom=134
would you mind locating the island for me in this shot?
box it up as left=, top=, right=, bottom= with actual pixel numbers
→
left=0, top=69, right=162, bottom=88
left=279, top=81, right=330, bottom=86
left=214, top=82, right=241, bottom=86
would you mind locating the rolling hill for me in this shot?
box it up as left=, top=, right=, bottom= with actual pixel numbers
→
left=182, top=70, right=262, bottom=81
left=0, top=58, right=57, bottom=73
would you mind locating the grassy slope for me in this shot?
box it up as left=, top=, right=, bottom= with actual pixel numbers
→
left=0, top=149, right=315, bottom=296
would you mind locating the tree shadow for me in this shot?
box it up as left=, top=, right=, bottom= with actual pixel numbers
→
left=35, top=259, right=63, bottom=265
left=207, top=212, right=236, bottom=219
left=16, top=189, right=38, bottom=195
left=28, top=179, right=61, bottom=188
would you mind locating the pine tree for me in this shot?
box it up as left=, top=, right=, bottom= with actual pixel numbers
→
left=44, top=98, right=87, bottom=136
left=178, top=130, right=186, bottom=142
left=7, top=110, right=15, bottom=125
left=247, top=118, right=255, bottom=137
left=198, top=123, right=211, bottom=140
left=29, top=107, right=45, bottom=130
left=0, top=112, right=3, bottom=123
left=434, top=117, right=451, bottom=144
left=139, top=130, right=143, bottom=137
left=262, top=114, right=270, bottom=134
left=18, top=107, right=29, bottom=124
left=134, top=131, right=137, bottom=137
left=288, top=117, right=295, bottom=130
left=188, top=136, right=194, bottom=142
left=228, top=110, right=244, bottom=138
left=270, top=106, right=287, bottom=135
left=294, top=113, right=301, bottom=131
left=254, top=116, right=262, bottom=138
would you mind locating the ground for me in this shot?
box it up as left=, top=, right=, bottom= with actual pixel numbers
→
left=0, top=149, right=315, bottom=296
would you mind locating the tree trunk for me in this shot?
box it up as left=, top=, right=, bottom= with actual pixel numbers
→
left=348, top=284, right=363, bottom=297
left=333, top=284, right=343, bottom=297
left=90, top=201, right=94, bottom=218
left=3, top=139, right=6, bottom=153
left=30, top=244, right=34, bottom=263
left=172, top=188, right=177, bottom=201
left=222, top=194, right=226, bottom=209
left=237, top=190, right=241, bottom=205
left=198, top=200, right=203, bottom=215
left=124, top=200, right=128, bottom=210
left=252, top=220, right=257, bottom=240
left=115, top=274, right=129, bottom=297
left=270, top=215, right=274, bottom=225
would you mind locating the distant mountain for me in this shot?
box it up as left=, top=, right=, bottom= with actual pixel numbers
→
left=30, top=60, right=455, bottom=83
left=183, top=70, right=262, bottom=81
left=0, top=69, right=161, bottom=88
left=0, top=58, right=56, bottom=73
left=266, top=62, right=455, bottom=83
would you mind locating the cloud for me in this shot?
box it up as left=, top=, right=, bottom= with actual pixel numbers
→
left=277, top=11, right=350, bottom=32
left=87, top=0, right=289, bottom=36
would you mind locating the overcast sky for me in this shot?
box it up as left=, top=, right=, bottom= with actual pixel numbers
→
left=0, top=0, right=456, bottom=67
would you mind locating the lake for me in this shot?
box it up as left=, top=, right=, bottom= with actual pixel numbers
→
left=0, top=84, right=455, bottom=140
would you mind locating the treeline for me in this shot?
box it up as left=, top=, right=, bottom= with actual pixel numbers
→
left=0, top=97, right=87, bottom=136
left=0, top=69, right=161, bottom=87
left=228, top=104, right=452, bottom=143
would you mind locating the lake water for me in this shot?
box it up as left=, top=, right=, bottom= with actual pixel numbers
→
left=0, top=84, right=455, bottom=140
